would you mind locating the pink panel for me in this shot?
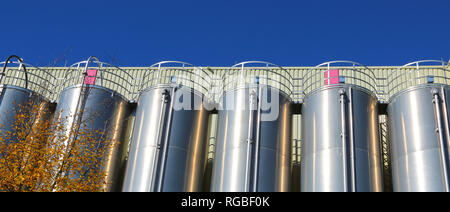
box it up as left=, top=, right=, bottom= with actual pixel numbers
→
left=83, top=69, right=98, bottom=85
left=324, top=69, right=339, bottom=85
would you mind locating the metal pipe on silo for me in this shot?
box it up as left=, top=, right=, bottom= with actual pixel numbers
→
left=149, top=89, right=169, bottom=192
left=441, top=87, right=450, bottom=154
left=432, top=89, right=450, bottom=191
left=252, top=83, right=263, bottom=192
left=339, top=89, right=349, bottom=192
left=156, top=86, right=177, bottom=192
left=348, top=87, right=357, bottom=192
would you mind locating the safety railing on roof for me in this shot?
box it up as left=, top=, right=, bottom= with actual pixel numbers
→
left=387, top=60, right=450, bottom=99
left=138, top=61, right=214, bottom=99
left=375, top=76, right=389, bottom=102
left=221, top=61, right=294, bottom=101
left=61, top=56, right=136, bottom=101
left=0, top=55, right=57, bottom=101
left=303, top=60, right=379, bottom=97
left=3, top=57, right=448, bottom=104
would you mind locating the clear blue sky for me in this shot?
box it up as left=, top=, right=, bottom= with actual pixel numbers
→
left=1, top=0, right=449, bottom=67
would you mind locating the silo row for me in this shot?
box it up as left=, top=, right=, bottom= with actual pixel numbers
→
left=1, top=55, right=449, bottom=192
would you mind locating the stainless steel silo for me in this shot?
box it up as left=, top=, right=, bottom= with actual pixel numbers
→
left=301, top=61, right=384, bottom=192
left=210, top=61, right=293, bottom=192
left=122, top=61, right=213, bottom=192
left=387, top=60, right=450, bottom=192
left=0, top=55, right=56, bottom=141
left=54, top=56, right=134, bottom=192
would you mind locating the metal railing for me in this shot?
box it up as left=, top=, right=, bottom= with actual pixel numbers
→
left=302, top=61, right=379, bottom=98
left=138, top=61, right=214, bottom=99
left=387, top=60, right=450, bottom=99
left=292, top=76, right=303, bottom=103
left=2, top=58, right=449, bottom=104
left=1, top=55, right=57, bottom=101
left=61, top=56, right=136, bottom=101
left=221, top=61, right=294, bottom=101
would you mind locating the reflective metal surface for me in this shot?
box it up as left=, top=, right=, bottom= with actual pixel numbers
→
left=210, top=86, right=292, bottom=192
left=301, top=85, right=384, bottom=192
left=388, top=84, right=450, bottom=192
left=0, top=85, right=54, bottom=137
left=122, top=85, right=211, bottom=192
left=0, top=55, right=56, bottom=138
left=55, top=85, right=132, bottom=192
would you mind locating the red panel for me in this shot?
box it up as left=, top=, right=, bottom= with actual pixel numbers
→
left=324, top=69, right=339, bottom=85
left=83, top=69, right=98, bottom=85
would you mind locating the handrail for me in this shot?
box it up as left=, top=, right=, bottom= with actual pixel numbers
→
left=225, top=61, right=294, bottom=84
left=2, top=58, right=449, bottom=103
left=224, top=67, right=294, bottom=89
left=62, top=57, right=135, bottom=100
left=387, top=60, right=449, bottom=99
left=1, top=55, right=28, bottom=89
left=226, top=61, right=294, bottom=79
left=0, top=55, right=57, bottom=100
left=303, top=61, right=377, bottom=84
left=139, top=61, right=214, bottom=98
left=221, top=61, right=294, bottom=100
left=303, top=60, right=378, bottom=97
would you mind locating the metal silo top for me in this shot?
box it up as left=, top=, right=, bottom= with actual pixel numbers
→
left=221, top=61, right=294, bottom=100
left=61, top=56, right=135, bottom=101
left=0, top=55, right=56, bottom=101
left=303, top=60, right=378, bottom=98
left=139, top=61, right=213, bottom=98
left=387, top=60, right=450, bottom=101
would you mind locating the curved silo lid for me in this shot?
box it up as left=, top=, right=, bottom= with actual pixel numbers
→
left=387, top=60, right=449, bottom=99
left=303, top=60, right=378, bottom=98
left=62, top=56, right=135, bottom=101
left=221, top=61, right=293, bottom=101
left=0, top=55, right=56, bottom=101
left=140, top=61, right=214, bottom=98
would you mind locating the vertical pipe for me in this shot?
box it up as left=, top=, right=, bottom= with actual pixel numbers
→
left=252, top=84, right=262, bottom=192
left=339, top=89, right=348, bottom=192
left=244, top=89, right=256, bottom=192
left=149, top=89, right=169, bottom=191
left=441, top=87, right=450, bottom=162
left=348, top=87, right=357, bottom=192
left=156, top=86, right=177, bottom=192
left=432, top=89, right=450, bottom=192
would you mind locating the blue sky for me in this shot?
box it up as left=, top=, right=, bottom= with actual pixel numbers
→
left=1, top=0, right=449, bottom=67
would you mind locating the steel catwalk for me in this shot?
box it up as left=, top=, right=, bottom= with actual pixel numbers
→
left=55, top=85, right=132, bottom=192
left=122, top=85, right=211, bottom=192
left=210, top=86, right=292, bottom=192
left=301, top=85, right=384, bottom=192
left=388, top=84, right=450, bottom=192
